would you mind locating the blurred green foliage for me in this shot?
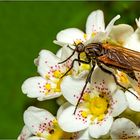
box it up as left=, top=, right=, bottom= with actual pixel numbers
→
left=0, top=1, right=140, bottom=138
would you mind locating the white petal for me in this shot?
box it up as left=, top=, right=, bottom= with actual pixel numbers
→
left=60, top=45, right=77, bottom=62
left=110, top=118, right=139, bottom=139
left=110, top=89, right=127, bottom=117
left=27, top=136, right=45, bottom=140
left=54, top=40, right=70, bottom=47
left=86, top=10, right=105, bottom=38
left=136, top=17, right=140, bottom=28
left=24, top=106, right=55, bottom=136
left=18, top=125, right=32, bottom=140
left=125, top=28, right=140, bottom=52
left=56, top=48, right=62, bottom=58
left=22, top=77, right=61, bottom=101
left=57, top=102, right=71, bottom=119
left=58, top=105, right=90, bottom=132
left=77, top=129, right=92, bottom=140
left=56, top=28, right=85, bottom=44
left=91, top=67, right=117, bottom=94
left=89, top=32, right=107, bottom=43
left=56, top=96, right=67, bottom=106
left=105, top=15, right=120, bottom=36
left=61, top=76, right=87, bottom=105
left=89, top=115, right=113, bottom=138
left=22, top=77, right=47, bottom=99
left=34, top=57, right=39, bottom=66
left=109, top=24, right=134, bottom=45
left=125, top=88, right=140, bottom=112
left=38, top=50, right=61, bottom=78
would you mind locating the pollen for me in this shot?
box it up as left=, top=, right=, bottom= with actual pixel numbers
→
left=81, top=111, right=88, bottom=118
left=117, top=71, right=130, bottom=85
left=90, top=97, right=108, bottom=116
left=81, top=64, right=91, bottom=71
left=97, top=114, right=105, bottom=121
left=45, top=83, right=51, bottom=90
left=54, top=79, right=62, bottom=92
left=53, top=70, right=62, bottom=78
left=83, top=93, right=90, bottom=101
left=91, top=32, right=96, bottom=38
left=75, top=39, right=82, bottom=45
left=80, top=52, right=87, bottom=60
left=84, top=34, right=87, bottom=39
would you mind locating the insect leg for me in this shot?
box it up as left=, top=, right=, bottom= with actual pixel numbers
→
left=58, top=48, right=76, bottom=64
left=97, top=61, right=139, bottom=99
left=74, top=61, right=96, bottom=114
left=127, top=71, right=138, bottom=81
left=61, top=59, right=91, bottom=78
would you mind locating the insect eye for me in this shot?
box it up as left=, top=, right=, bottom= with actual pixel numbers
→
left=77, top=43, right=84, bottom=52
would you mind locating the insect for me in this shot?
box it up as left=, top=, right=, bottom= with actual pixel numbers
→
left=59, top=42, right=140, bottom=113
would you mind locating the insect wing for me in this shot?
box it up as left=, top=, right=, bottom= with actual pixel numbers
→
left=98, top=44, right=140, bottom=72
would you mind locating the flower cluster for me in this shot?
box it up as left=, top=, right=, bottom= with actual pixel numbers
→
left=18, top=10, right=140, bottom=140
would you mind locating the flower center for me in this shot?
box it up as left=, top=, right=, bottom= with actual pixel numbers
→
left=116, top=71, right=130, bottom=86
left=82, top=94, right=109, bottom=121
left=77, top=52, right=91, bottom=74
left=53, top=70, right=63, bottom=79
left=47, top=120, right=76, bottom=140
left=90, top=97, right=108, bottom=116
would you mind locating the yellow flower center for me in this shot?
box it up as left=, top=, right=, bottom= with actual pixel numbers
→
left=45, top=83, right=51, bottom=91
left=47, top=120, right=75, bottom=140
left=77, top=52, right=91, bottom=73
left=53, top=70, right=62, bottom=79
left=54, top=78, right=62, bottom=92
left=116, top=71, right=130, bottom=85
left=90, top=97, right=108, bottom=116
left=82, top=95, right=108, bottom=122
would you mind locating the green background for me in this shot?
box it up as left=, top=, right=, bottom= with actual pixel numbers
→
left=0, top=1, right=140, bottom=138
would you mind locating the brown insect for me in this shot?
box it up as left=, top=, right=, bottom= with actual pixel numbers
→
left=59, top=42, right=140, bottom=113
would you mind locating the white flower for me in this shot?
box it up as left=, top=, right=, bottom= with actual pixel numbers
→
left=54, top=10, right=121, bottom=46
left=112, top=18, right=140, bottom=112
left=124, top=17, right=140, bottom=52
left=110, top=118, right=140, bottom=139
left=53, top=10, right=123, bottom=79
left=18, top=106, right=92, bottom=140
left=58, top=67, right=127, bottom=138
left=22, top=50, right=71, bottom=101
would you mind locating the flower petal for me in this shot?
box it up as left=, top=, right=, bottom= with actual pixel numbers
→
left=22, top=77, right=61, bottom=101
left=27, top=136, right=45, bottom=140
left=77, top=129, right=92, bottom=140
left=91, top=67, right=117, bottom=94
left=125, top=28, right=140, bottom=52
left=110, top=118, right=139, bottom=139
left=110, top=89, right=127, bottom=117
left=61, top=75, right=88, bottom=105
left=136, top=17, right=140, bottom=28
left=125, top=88, right=140, bottom=112
left=86, top=10, right=105, bottom=38
left=58, top=105, right=90, bottom=132
left=109, top=24, right=134, bottom=45
left=37, top=50, right=61, bottom=78
left=18, top=125, right=32, bottom=140
left=57, top=102, right=71, bottom=119
left=56, top=48, right=62, bottom=58
left=105, top=15, right=120, bottom=36
left=24, top=106, right=55, bottom=137
left=56, top=28, right=85, bottom=44
left=60, top=45, right=77, bottom=63
left=89, top=115, right=113, bottom=138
